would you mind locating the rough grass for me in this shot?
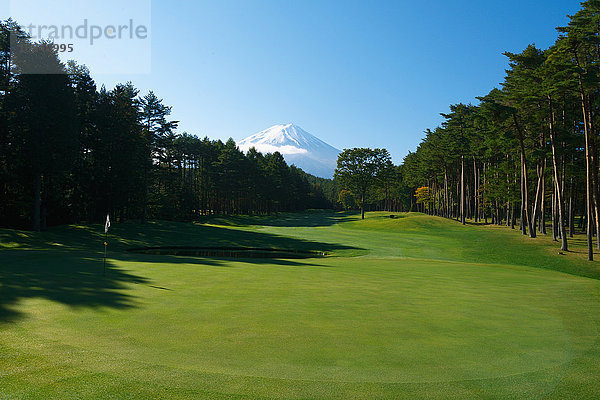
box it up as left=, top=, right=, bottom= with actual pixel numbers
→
left=1, top=211, right=599, bottom=399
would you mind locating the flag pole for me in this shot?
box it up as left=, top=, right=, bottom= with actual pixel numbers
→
left=103, top=231, right=107, bottom=275
left=103, top=213, right=110, bottom=275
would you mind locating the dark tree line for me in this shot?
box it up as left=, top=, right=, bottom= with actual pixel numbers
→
left=0, top=19, right=332, bottom=230
left=402, top=1, right=600, bottom=259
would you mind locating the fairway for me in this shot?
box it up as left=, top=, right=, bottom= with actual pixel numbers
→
left=1, top=212, right=600, bottom=399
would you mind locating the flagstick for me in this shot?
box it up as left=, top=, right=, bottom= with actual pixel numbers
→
left=103, top=213, right=110, bottom=276
left=103, top=231, right=107, bottom=275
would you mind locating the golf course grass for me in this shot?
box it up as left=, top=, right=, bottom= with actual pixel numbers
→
left=1, top=211, right=600, bottom=399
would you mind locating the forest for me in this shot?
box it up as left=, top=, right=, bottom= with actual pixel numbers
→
left=0, top=17, right=413, bottom=231
left=401, top=1, right=600, bottom=260
left=3, top=0, right=600, bottom=263
left=0, top=19, right=346, bottom=230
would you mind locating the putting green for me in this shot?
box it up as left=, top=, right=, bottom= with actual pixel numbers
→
left=1, top=212, right=599, bottom=399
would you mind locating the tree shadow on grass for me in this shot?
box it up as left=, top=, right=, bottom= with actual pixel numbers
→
left=0, top=219, right=364, bottom=323
left=464, top=221, right=492, bottom=226
left=0, top=225, right=115, bottom=252
left=1, top=215, right=362, bottom=255
left=196, top=210, right=359, bottom=228
left=116, top=222, right=363, bottom=256
left=0, top=249, right=149, bottom=323
left=121, top=252, right=333, bottom=269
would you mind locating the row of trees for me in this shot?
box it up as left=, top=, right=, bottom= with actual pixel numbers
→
left=0, top=19, right=331, bottom=230
left=14, top=0, right=595, bottom=244
left=401, top=1, right=600, bottom=259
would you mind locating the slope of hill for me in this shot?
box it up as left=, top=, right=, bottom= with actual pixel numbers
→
left=238, top=124, right=340, bottom=178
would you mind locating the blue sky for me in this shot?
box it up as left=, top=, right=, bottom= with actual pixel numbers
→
left=4, top=0, right=583, bottom=163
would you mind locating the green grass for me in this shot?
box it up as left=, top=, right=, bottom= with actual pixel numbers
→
left=1, top=211, right=600, bottom=399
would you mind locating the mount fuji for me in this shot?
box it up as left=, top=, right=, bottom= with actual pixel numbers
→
left=238, top=124, right=341, bottom=178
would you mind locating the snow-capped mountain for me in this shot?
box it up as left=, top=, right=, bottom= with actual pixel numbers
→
left=238, top=124, right=340, bottom=178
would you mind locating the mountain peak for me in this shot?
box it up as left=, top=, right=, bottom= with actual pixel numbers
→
left=238, top=124, right=340, bottom=178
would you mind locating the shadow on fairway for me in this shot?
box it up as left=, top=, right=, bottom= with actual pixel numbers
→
left=0, top=214, right=363, bottom=255
left=122, top=252, right=333, bottom=269
left=0, top=250, right=149, bottom=323
left=464, top=221, right=492, bottom=226
left=196, top=210, right=359, bottom=228
left=116, top=222, right=363, bottom=256
left=0, top=218, right=363, bottom=323
left=116, top=222, right=357, bottom=268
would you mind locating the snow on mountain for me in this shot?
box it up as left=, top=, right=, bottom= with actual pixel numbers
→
left=238, top=124, right=340, bottom=178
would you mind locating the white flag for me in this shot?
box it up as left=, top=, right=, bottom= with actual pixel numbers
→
left=105, top=214, right=111, bottom=233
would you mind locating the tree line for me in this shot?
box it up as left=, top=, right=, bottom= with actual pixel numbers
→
left=0, top=19, right=332, bottom=230
left=11, top=0, right=592, bottom=247
left=401, top=1, right=600, bottom=260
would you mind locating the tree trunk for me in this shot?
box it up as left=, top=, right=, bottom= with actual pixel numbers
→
left=473, top=156, right=478, bottom=223
left=540, top=160, right=546, bottom=235
left=41, top=174, right=48, bottom=231
left=142, top=159, right=148, bottom=224
left=552, top=185, right=557, bottom=242
left=569, top=177, right=574, bottom=238
left=591, top=139, right=600, bottom=250
left=530, top=167, right=544, bottom=238
left=548, top=95, right=568, bottom=251
left=579, top=88, right=594, bottom=260
left=444, top=169, right=449, bottom=218
left=460, top=155, right=465, bottom=225
left=33, top=173, right=42, bottom=232
left=361, top=191, right=365, bottom=220
left=511, top=201, right=516, bottom=229
left=513, top=114, right=530, bottom=236
left=484, top=162, right=488, bottom=224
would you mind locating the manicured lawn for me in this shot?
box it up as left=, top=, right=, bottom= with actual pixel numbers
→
left=1, top=211, right=599, bottom=399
